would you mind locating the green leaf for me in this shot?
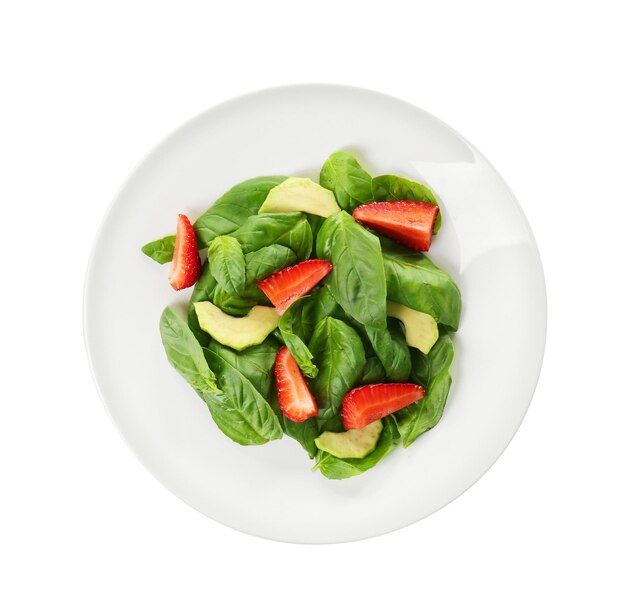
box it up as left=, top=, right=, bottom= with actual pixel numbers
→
left=319, top=151, right=373, bottom=212
left=372, top=174, right=442, bottom=232
left=231, top=212, right=312, bottom=261
left=395, top=334, right=455, bottom=447
left=141, top=235, right=176, bottom=264
left=314, top=418, right=399, bottom=479
left=283, top=416, right=319, bottom=459
left=211, top=245, right=297, bottom=317
left=308, top=317, right=366, bottom=417
left=159, top=307, right=221, bottom=396
left=245, top=245, right=297, bottom=282
left=142, top=177, right=287, bottom=263
left=208, top=236, right=246, bottom=295
left=187, top=262, right=218, bottom=344
left=365, top=318, right=411, bottom=382
left=194, top=176, right=287, bottom=246
left=381, top=238, right=462, bottom=330
left=278, top=297, right=318, bottom=378
left=316, top=211, right=387, bottom=329
left=358, top=357, right=386, bottom=384
left=202, top=339, right=283, bottom=445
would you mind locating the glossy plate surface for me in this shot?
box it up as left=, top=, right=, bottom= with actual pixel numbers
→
left=84, top=85, right=546, bottom=543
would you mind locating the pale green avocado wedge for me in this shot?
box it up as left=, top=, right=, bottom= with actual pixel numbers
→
left=387, top=301, right=439, bottom=354
left=194, top=302, right=280, bottom=351
left=259, top=177, right=341, bottom=217
left=314, top=420, right=383, bottom=459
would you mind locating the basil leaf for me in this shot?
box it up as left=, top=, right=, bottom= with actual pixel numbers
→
left=278, top=297, right=318, bottom=378
left=212, top=284, right=266, bottom=317
left=208, top=236, right=246, bottom=295
left=194, top=176, right=287, bottom=246
left=283, top=416, right=319, bottom=459
left=141, top=235, right=176, bottom=264
left=231, top=212, right=312, bottom=261
left=314, top=418, right=399, bottom=479
left=319, top=151, right=373, bottom=212
left=142, top=177, right=287, bottom=263
left=372, top=174, right=442, bottom=232
left=308, top=317, right=366, bottom=417
left=381, top=238, right=461, bottom=330
left=365, top=318, right=411, bottom=382
left=159, top=307, right=221, bottom=396
left=316, top=211, right=387, bottom=329
left=211, top=245, right=297, bottom=316
left=395, top=334, right=455, bottom=447
left=245, top=245, right=297, bottom=282
left=202, top=339, right=283, bottom=445
left=358, top=356, right=386, bottom=384
left=187, top=262, right=218, bottom=344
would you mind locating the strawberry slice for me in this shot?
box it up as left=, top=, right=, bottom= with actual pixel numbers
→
left=258, top=259, right=333, bottom=314
left=353, top=201, right=439, bottom=251
left=168, top=214, right=201, bottom=290
left=275, top=347, right=319, bottom=422
left=341, top=383, right=425, bottom=430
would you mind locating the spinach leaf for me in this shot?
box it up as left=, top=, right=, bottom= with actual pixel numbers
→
left=316, top=211, right=387, bottom=329
left=381, top=237, right=461, bottom=330
left=308, top=317, right=366, bottom=417
left=159, top=307, right=221, bottom=396
left=319, top=151, right=373, bottom=212
left=395, top=333, right=454, bottom=447
left=358, top=356, right=386, bottom=384
left=202, top=339, right=283, bottom=445
left=194, top=176, right=287, bottom=246
left=231, top=212, right=312, bottom=261
left=314, top=418, right=399, bottom=479
left=187, top=262, right=218, bottom=344
left=245, top=245, right=297, bottom=282
left=283, top=416, right=319, bottom=459
left=208, top=236, right=246, bottom=295
left=141, top=235, right=176, bottom=264
left=278, top=297, right=318, bottom=378
left=372, top=174, right=441, bottom=232
left=365, top=318, right=411, bottom=382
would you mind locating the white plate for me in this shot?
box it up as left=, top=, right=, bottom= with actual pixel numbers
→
left=84, top=84, right=546, bottom=544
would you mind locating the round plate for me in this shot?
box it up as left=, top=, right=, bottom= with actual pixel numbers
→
left=84, top=84, right=546, bottom=544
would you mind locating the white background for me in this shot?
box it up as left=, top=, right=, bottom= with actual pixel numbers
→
left=1, top=1, right=624, bottom=594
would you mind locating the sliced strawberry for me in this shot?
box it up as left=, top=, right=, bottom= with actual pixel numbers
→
left=275, top=347, right=319, bottom=422
left=341, top=383, right=425, bottom=430
left=353, top=201, right=439, bottom=251
left=168, top=214, right=201, bottom=290
left=258, top=259, right=333, bottom=314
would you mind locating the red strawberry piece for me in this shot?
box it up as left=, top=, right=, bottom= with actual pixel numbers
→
left=275, top=347, right=319, bottom=422
left=168, top=214, right=202, bottom=290
left=258, top=259, right=333, bottom=315
left=341, top=383, right=425, bottom=430
left=353, top=201, right=439, bottom=251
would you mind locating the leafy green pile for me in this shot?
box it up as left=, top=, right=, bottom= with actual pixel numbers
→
left=144, top=151, right=461, bottom=479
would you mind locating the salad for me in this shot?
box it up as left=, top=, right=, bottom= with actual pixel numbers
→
left=142, top=151, right=461, bottom=479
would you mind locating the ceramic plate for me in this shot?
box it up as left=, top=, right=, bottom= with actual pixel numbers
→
left=84, top=84, right=546, bottom=543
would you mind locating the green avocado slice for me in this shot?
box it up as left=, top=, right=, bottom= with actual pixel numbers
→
left=387, top=301, right=439, bottom=354
left=314, top=420, right=383, bottom=459
left=259, top=177, right=341, bottom=217
left=194, top=302, right=280, bottom=351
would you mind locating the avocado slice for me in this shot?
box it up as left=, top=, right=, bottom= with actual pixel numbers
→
left=259, top=177, right=341, bottom=217
left=314, top=420, right=383, bottom=459
left=194, top=302, right=280, bottom=351
left=387, top=301, right=439, bottom=354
